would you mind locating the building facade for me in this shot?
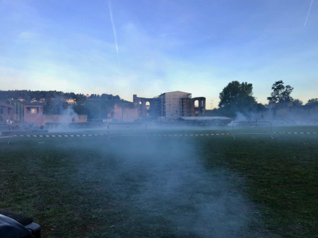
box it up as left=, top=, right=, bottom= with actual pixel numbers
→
left=111, top=104, right=139, bottom=122
left=0, top=101, right=14, bottom=122
left=162, top=91, right=191, bottom=119
left=24, top=105, right=44, bottom=126
left=24, top=104, right=88, bottom=126
left=133, top=91, right=206, bottom=120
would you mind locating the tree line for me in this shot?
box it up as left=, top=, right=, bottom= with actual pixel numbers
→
left=217, top=80, right=317, bottom=118
left=0, top=90, right=120, bottom=101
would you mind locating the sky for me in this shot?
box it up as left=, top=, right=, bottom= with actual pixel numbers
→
left=0, top=0, right=317, bottom=109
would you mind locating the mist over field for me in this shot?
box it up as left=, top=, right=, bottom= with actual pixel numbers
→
left=69, top=137, right=268, bottom=237
left=2, top=124, right=318, bottom=237
left=1, top=0, right=318, bottom=237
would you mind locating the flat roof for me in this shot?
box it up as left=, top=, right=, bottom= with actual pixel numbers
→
left=164, top=91, right=191, bottom=95
left=180, top=116, right=232, bottom=121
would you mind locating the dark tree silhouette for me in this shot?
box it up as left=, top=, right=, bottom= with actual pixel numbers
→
left=267, top=81, right=294, bottom=104
left=218, top=81, right=257, bottom=117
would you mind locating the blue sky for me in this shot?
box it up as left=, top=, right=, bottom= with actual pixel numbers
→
left=0, top=0, right=317, bottom=108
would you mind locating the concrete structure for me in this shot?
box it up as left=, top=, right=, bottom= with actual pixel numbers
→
left=111, top=104, right=139, bottom=122
left=193, top=97, right=206, bottom=116
left=133, top=94, right=160, bottom=119
left=162, top=91, right=192, bottom=119
left=24, top=105, right=44, bottom=126
left=181, top=97, right=194, bottom=117
left=0, top=101, right=14, bottom=122
left=12, top=101, right=24, bottom=122
left=134, top=91, right=206, bottom=120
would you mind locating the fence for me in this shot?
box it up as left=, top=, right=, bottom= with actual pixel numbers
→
left=107, top=123, right=148, bottom=140
left=231, top=121, right=273, bottom=139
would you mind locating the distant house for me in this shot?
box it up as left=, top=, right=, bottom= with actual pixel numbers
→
left=66, top=99, right=76, bottom=104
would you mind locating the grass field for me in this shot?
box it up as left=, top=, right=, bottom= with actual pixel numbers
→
left=1, top=126, right=318, bottom=237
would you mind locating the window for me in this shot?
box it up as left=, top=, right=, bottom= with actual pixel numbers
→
left=146, top=102, right=150, bottom=110
left=26, top=107, right=39, bottom=114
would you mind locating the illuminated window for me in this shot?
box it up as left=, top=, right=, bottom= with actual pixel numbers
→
left=146, top=102, right=150, bottom=110
left=26, top=107, right=39, bottom=114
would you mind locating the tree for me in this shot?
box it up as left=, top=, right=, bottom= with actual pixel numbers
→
left=293, top=99, right=303, bottom=106
left=74, top=94, right=86, bottom=104
left=256, top=103, right=267, bottom=112
left=267, top=80, right=294, bottom=104
left=218, top=81, right=257, bottom=117
left=305, top=98, right=318, bottom=109
left=307, top=98, right=318, bottom=104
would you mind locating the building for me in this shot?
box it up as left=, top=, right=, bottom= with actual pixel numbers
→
left=0, top=101, right=14, bottom=122
left=162, top=91, right=192, bottom=119
left=110, top=104, right=139, bottom=122
left=181, top=97, right=194, bottom=117
left=66, top=99, right=76, bottom=104
left=133, top=94, right=161, bottom=119
left=133, top=91, right=206, bottom=120
left=24, top=105, right=44, bottom=126
left=12, top=100, right=24, bottom=122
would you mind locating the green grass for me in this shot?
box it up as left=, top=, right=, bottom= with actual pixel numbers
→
left=197, top=135, right=318, bottom=238
left=1, top=127, right=318, bottom=237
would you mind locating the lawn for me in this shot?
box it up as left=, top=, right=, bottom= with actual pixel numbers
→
left=0, top=126, right=318, bottom=237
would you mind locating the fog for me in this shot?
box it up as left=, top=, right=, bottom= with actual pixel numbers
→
left=227, top=110, right=318, bottom=128
left=72, top=136, right=271, bottom=237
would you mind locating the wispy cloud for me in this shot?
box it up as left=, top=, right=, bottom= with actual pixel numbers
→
left=304, top=0, right=314, bottom=26
left=107, top=0, right=120, bottom=65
